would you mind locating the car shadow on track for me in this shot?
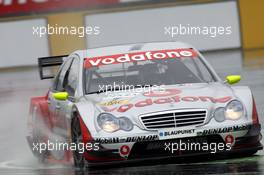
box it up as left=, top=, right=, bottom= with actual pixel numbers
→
left=67, top=154, right=263, bottom=175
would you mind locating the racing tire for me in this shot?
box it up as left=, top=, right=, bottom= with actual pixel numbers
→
left=71, top=116, right=86, bottom=169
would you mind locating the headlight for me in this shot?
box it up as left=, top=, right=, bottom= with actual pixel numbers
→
left=214, top=107, right=226, bottom=122
left=225, top=100, right=244, bottom=120
left=119, top=117, right=133, bottom=131
left=97, top=113, right=119, bottom=133
left=97, top=113, right=134, bottom=133
left=214, top=100, right=244, bottom=122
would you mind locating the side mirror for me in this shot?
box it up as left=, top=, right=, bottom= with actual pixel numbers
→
left=53, top=92, right=69, bottom=101
left=225, top=75, right=241, bottom=85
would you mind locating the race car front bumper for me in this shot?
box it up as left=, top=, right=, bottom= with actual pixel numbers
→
left=85, top=123, right=263, bottom=164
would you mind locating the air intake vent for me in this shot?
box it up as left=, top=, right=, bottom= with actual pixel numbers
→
left=140, top=109, right=206, bottom=130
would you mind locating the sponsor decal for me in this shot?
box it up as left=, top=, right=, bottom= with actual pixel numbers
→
left=197, top=125, right=250, bottom=136
left=225, top=135, right=235, bottom=144
left=144, top=89, right=181, bottom=97
left=159, top=128, right=196, bottom=140
left=84, top=48, right=197, bottom=68
left=125, top=135, right=158, bottom=142
left=110, top=96, right=232, bottom=113
left=94, top=137, right=120, bottom=144
left=100, top=89, right=232, bottom=113
left=99, top=99, right=129, bottom=106
left=120, top=145, right=130, bottom=156
left=94, top=135, right=158, bottom=144
left=101, top=106, right=117, bottom=112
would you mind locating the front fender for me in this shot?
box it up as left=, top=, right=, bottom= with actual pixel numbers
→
left=74, top=101, right=97, bottom=134
left=231, top=86, right=255, bottom=123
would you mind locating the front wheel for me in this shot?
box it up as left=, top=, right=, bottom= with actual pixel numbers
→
left=71, top=116, right=86, bottom=169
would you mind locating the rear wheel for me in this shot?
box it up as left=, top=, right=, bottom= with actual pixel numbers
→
left=71, top=116, right=86, bottom=169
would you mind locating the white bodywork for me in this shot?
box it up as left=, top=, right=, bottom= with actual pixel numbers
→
left=47, top=42, right=257, bottom=159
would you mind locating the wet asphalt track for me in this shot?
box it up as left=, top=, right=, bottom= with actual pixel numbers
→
left=0, top=49, right=264, bottom=175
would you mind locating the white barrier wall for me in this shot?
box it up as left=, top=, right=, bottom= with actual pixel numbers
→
left=85, top=1, right=241, bottom=50
left=203, top=50, right=243, bottom=79
left=0, top=19, right=49, bottom=68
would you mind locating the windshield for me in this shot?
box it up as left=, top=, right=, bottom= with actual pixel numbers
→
left=84, top=51, right=216, bottom=94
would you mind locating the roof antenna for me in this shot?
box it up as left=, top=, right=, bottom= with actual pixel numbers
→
left=129, top=44, right=143, bottom=66
left=129, top=44, right=143, bottom=51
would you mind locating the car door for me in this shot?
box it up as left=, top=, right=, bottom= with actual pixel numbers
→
left=56, top=56, right=80, bottom=134
left=48, top=57, right=73, bottom=129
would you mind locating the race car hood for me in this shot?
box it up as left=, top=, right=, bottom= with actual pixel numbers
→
left=85, top=83, right=237, bottom=126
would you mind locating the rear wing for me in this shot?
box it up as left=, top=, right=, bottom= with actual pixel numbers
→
left=38, top=55, right=68, bottom=80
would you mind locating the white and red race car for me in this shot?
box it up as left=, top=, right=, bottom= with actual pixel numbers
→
left=27, top=42, right=262, bottom=168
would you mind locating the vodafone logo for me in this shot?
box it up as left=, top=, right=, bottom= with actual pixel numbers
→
left=84, top=48, right=197, bottom=68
